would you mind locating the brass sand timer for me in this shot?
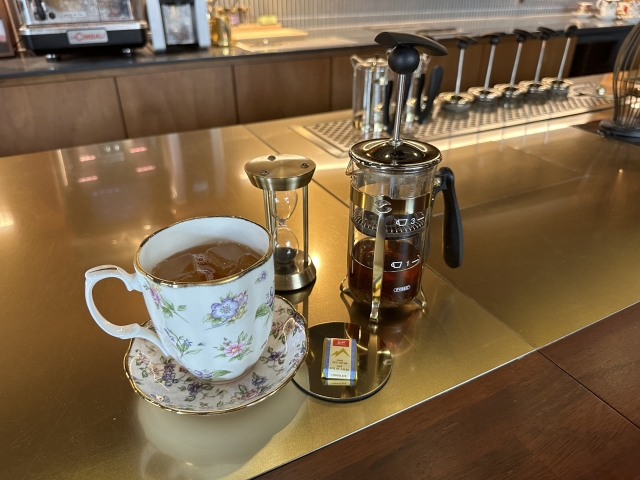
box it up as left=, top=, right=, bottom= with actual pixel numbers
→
left=245, top=154, right=316, bottom=291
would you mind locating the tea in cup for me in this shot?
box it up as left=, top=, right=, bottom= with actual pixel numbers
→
left=85, top=216, right=275, bottom=382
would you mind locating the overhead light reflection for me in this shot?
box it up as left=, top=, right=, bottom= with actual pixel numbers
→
left=135, top=165, right=156, bottom=173
left=77, top=176, right=98, bottom=183
left=79, top=155, right=96, bottom=162
left=130, top=147, right=148, bottom=153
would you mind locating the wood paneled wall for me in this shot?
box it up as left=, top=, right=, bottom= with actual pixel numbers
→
left=0, top=36, right=576, bottom=157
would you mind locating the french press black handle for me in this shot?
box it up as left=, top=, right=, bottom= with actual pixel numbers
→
left=433, top=167, right=463, bottom=268
left=538, top=27, right=560, bottom=40
left=513, top=29, right=536, bottom=43
left=375, top=32, right=448, bottom=74
left=483, top=32, right=505, bottom=45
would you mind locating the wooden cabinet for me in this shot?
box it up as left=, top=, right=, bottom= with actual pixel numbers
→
left=116, top=66, right=237, bottom=138
left=235, top=57, right=331, bottom=123
left=0, top=78, right=126, bottom=158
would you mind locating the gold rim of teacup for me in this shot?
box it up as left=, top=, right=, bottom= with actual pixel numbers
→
left=134, top=216, right=274, bottom=288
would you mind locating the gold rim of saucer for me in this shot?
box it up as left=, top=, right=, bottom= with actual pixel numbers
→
left=134, top=216, right=274, bottom=288
left=123, top=295, right=310, bottom=415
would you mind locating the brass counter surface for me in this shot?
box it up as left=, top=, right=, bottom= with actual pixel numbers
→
left=247, top=105, right=640, bottom=348
left=0, top=125, right=532, bottom=478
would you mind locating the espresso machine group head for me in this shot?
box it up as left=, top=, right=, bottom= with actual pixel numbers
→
left=341, top=32, right=463, bottom=323
left=468, top=32, right=505, bottom=103
left=495, top=29, right=537, bottom=100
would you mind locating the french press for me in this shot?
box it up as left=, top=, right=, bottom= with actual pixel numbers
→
left=340, top=32, right=463, bottom=323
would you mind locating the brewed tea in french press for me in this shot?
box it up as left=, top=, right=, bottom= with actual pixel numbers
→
left=341, top=32, right=464, bottom=322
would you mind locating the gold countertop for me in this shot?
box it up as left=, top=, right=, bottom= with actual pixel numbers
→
left=0, top=123, right=532, bottom=478
left=2, top=102, right=638, bottom=477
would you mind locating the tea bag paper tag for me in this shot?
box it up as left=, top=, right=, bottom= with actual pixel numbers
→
left=321, top=338, right=357, bottom=380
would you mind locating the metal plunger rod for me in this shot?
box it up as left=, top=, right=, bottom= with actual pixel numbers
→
left=557, top=37, right=571, bottom=81
left=534, top=39, right=546, bottom=84
left=510, top=42, right=523, bottom=87
left=303, top=184, right=309, bottom=268
left=390, top=73, right=407, bottom=147
left=484, top=44, right=497, bottom=91
left=455, top=49, right=465, bottom=96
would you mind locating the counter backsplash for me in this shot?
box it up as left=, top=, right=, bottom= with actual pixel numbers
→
left=243, top=0, right=577, bottom=29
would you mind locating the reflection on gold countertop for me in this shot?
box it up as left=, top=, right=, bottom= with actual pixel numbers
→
left=2, top=106, right=640, bottom=478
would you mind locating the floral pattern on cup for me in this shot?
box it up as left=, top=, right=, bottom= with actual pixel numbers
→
left=125, top=296, right=308, bottom=414
left=143, top=281, right=188, bottom=322
left=214, top=331, right=253, bottom=362
left=163, top=327, right=204, bottom=358
left=254, top=286, right=275, bottom=325
left=255, top=270, right=269, bottom=283
left=203, top=291, right=249, bottom=328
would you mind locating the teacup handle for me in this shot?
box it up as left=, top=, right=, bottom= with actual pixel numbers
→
left=85, top=265, right=171, bottom=356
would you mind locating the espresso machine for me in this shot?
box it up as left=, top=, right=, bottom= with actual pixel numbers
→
left=12, top=0, right=147, bottom=58
left=341, top=32, right=463, bottom=323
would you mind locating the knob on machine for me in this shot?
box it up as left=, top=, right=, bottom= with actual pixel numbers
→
left=438, top=36, right=477, bottom=112
left=468, top=32, right=505, bottom=103
left=341, top=32, right=463, bottom=323
left=495, top=29, right=537, bottom=100
left=542, top=25, right=579, bottom=94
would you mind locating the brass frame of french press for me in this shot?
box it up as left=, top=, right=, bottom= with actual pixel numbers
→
left=244, top=154, right=317, bottom=291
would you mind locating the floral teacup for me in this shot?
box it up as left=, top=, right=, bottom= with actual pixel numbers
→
left=85, top=216, right=275, bottom=382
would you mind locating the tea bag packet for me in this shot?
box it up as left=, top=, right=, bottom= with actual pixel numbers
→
left=321, top=338, right=357, bottom=381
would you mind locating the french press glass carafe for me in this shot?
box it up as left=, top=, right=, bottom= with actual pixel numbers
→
left=341, top=32, right=464, bottom=322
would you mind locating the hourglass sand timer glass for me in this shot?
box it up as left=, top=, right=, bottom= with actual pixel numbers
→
left=245, top=154, right=316, bottom=291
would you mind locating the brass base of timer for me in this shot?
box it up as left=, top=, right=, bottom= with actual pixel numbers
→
left=292, top=322, right=392, bottom=402
left=275, top=253, right=316, bottom=291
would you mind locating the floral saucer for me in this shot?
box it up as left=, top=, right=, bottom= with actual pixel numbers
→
left=124, top=296, right=308, bottom=415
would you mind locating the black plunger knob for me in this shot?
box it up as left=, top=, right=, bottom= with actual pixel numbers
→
left=513, top=29, right=536, bottom=43
left=565, top=24, right=579, bottom=37
left=483, top=32, right=505, bottom=45
left=375, top=32, right=448, bottom=75
left=455, top=36, right=476, bottom=50
left=538, top=27, right=560, bottom=40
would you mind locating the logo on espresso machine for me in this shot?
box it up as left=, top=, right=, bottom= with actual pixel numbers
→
left=67, top=29, right=108, bottom=45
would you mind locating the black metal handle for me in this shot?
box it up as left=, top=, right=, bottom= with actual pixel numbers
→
left=455, top=36, right=476, bottom=49
left=414, top=73, right=426, bottom=107
left=434, top=167, right=463, bottom=268
left=513, top=29, right=536, bottom=43
left=483, top=32, right=505, bottom=45
left=418, top=65, right=443, bottom=124
left=538, top=27, right=559, bottom=40
left=34, top=0, right=46, bottom=20
left=375, top=32, right=448, bottom=75
left=565, top=24, right=578, bottom=37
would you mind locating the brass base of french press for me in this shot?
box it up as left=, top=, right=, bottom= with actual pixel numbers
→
left=292, top=322, right=392, bottom=402
left=275, top=253, right=316, bottom=292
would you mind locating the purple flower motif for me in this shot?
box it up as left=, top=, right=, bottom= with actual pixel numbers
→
left=252, top=373, right=267, bottom=387
left=150, top=288, right=162, bottom=307
left=163, top=328, right=176, bottom=342
left=194, top=369, right=213, bottom=380
left=266, top=287, right=275, bottom=308
left=211, top=298, right=239, bottom=320
left=267, top=350, right=284, bottom=362
left=187, top=381, right=204, bottom=396
left=162, top=364, right=178, bottom=387
left=234, top=292, right=248, bottom=306
left=260, top=270, right=268, bottom=282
